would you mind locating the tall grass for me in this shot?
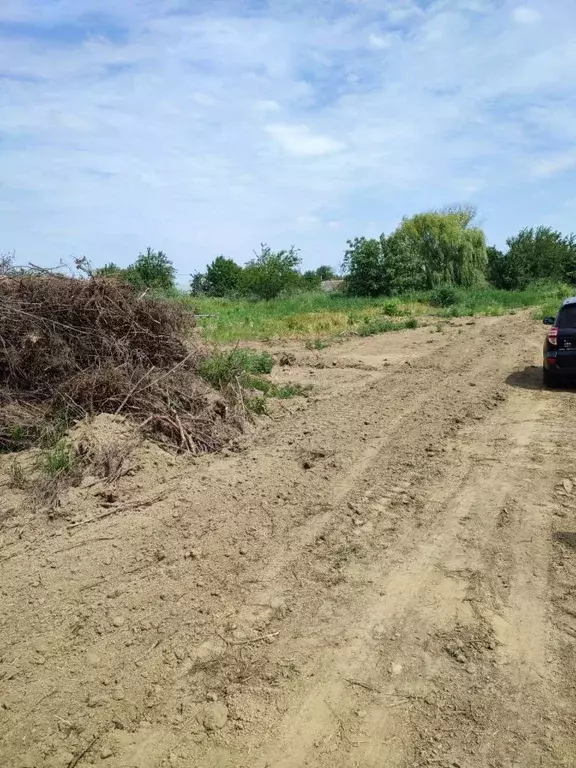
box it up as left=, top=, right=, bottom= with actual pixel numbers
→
left=170, top=281, right=572, bottom=343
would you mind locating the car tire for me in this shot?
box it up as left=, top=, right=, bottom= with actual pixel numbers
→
left=543, top=367, right=559, bottom=388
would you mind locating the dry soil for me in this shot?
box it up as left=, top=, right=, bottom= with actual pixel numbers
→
left=1, top=314, right=575, bottom=768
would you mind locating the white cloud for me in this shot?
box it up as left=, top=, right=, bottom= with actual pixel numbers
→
left=368, top=33, right=393, bottom=49
left=266, top=124, right=346, bottom=157
left=512, top=6, right=542, bottom=24
left=533, top=152, right=576, bottom=178
left=296, top=214, right=321, bottom=229
left=0, top=0, right=576, bottom=271
left=256, top=100, right=281, bottom=113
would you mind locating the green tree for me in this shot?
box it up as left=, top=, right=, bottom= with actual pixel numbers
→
left=126, top=247, right=176, bottom=290
left=394, top=208, right=487, bottom=289
left=203, top=256, right=243, bottom=296
left=94, top=262, right=126, bottom=278
left=486, top=246, right=507, bottom=288
left=240, top=244, right=301, bottom=300
left=301, top=270, right=322, bottom=290
left=342, top=237, right=388, bottom=296
left=492, top=227, right=576, bottom=289
left=316, top=265, right=338, bottom=281
left=384, top=231, right=426, bottom=293
left=189, top=271, right=208, bottom=296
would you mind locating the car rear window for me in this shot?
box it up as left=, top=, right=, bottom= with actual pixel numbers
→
left=557, top=305, right=576, bottom=328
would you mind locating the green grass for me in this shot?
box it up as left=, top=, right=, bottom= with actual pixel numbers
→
left=305, top=338, right=331, bottom=350
left=431, top=282, right=572, bottom=320
left=197, top=348, right=274, bottom=388
left=170, top=281, right=573, bottom=343
left=243, top=374, right=312, bottom=399
left=358, top=317, right=418, bottom=337
left=197, top=348, right=311, bottom=413
left=42, top=439, right=76, bottom=477
left=178, top=292, right=407, bottom=342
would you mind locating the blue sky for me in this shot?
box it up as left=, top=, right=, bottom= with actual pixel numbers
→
left=1, top=0, right=575, bottom=276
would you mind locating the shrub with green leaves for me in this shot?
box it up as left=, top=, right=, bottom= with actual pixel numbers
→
left=430, top=285, right=459, bottom=307
left=198, top=349, right=274, bottom=389
left=125, top=247, right=176, bottom=291
left=240, top=244, right=301, bottom=300
left=193, top=256, right=244, bottom=297
left=488, top=227, right=576, bottom=290
left=381, top=300, right=402, bottom=316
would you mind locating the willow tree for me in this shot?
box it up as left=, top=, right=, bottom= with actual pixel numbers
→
left=393, top=207, right=487, bottom=289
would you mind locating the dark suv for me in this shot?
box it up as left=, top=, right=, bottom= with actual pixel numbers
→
left=543, top=297, right=576, bottom=386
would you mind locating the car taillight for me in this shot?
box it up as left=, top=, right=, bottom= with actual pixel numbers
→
left=548, top=327, right=558, bottom=346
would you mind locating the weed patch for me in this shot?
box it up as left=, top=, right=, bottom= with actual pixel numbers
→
left=198, top=348, right=274, bottom=389
left=245, top=395, right=268, bottom=415
left=430, top=286, right=459, bottom=307
left=199, top=349, right=310, bottom=414
left=305, top=338, right=331, bottom=351
left=42, top=439, right=76, bottom=477
left=358, top=317, right=417, bottom=337
left=182, top=282, right=571, bottom=343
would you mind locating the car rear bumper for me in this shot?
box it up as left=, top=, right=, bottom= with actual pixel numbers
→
left=545, top=350, right=576, bottom=372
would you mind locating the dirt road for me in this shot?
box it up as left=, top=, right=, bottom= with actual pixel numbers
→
left=1, top=314, right=576, bottom=768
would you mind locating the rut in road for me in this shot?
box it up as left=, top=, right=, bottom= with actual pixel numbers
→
left=0, top=314, right=575, bottom=768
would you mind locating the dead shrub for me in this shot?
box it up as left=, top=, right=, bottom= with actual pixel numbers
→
left=0, top=275, right=240, bottom=453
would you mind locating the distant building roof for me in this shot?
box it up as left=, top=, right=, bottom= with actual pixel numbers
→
left=320, top=279, right=344, bottom=293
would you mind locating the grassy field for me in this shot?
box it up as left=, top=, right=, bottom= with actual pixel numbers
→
left=174, top=282, right=571, bottom=344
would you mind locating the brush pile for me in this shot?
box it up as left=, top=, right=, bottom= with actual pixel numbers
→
left=0, top=275, right=237, bottom=452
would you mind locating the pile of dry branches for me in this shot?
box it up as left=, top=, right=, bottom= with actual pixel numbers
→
left=0, top=275, right=237, bottom=452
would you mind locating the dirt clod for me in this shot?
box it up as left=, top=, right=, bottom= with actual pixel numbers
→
left=202, top=702, right=229, bottom=731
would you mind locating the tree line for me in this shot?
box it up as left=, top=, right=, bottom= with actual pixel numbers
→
left=344, top=206, right=576, bottom=296
left=90, top=205, right=576, bottom=299
left=96, top=246, right=337, bottom=300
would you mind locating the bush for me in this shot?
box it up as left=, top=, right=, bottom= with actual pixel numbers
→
left=488, top=227, right=576, bottom=290
left=203, top=256, right=243, bottom=297
left=125, top=247, right=176, bottom=291
left=301, top=270, right=322, bottom=291
left=430, top=285, right=459, bottom=307
left=245, top=377, right=311, bottom=399
left=246, top=395, right=268, bottom=414
left=241, top=245, right=301, bottom=300
left=197, top=348, right=310, bottom=405
left=197, top=349, right=274, bottom=389
left=381, top=300, right=400, bottom=316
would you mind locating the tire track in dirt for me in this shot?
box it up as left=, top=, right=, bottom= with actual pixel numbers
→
left=208, top=318, right=525, bottom=646
left=254, top=390, right=556, bottom=768
left=175, top=316, right=557, bottom=768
